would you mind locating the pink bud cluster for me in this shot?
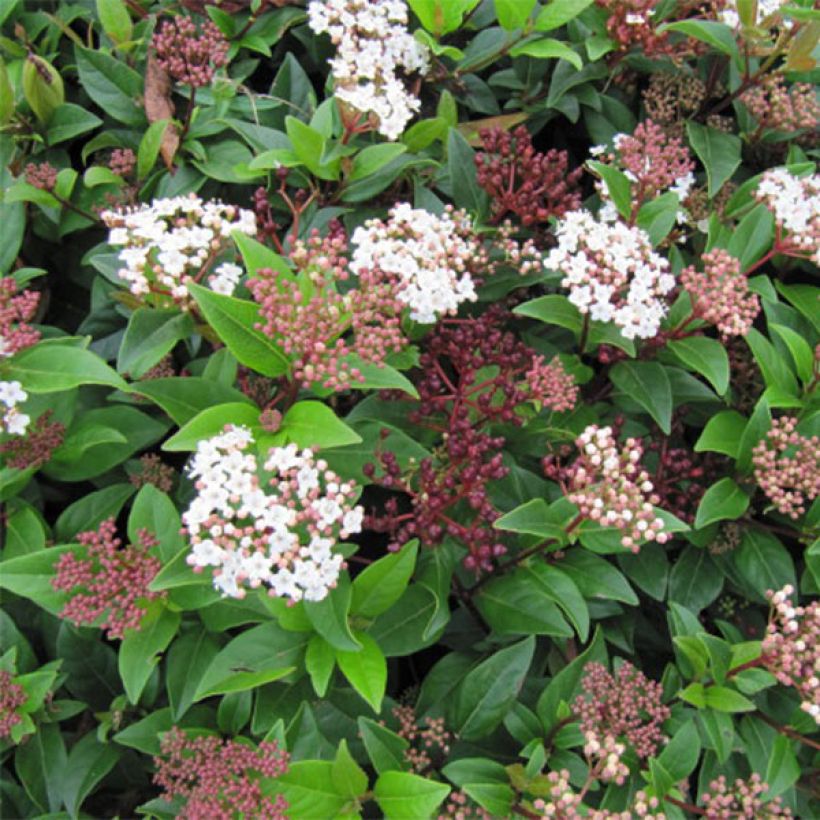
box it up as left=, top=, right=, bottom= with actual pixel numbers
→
left=763, top=585, right=820, bottom=724
left=752, top=416, right=819, bottom=519
left=545, top=210, right=675, bottom=340
left=152, top=16, right=229, bottom=88
left=680, top=248, right=760, bottom=337
left=153, top=727, right=289, bottom=820
left=0, top=276, right=41, bottom=358
left=108, top=148, right=136, bottom=178
left=574, top=662, right=670, bottom=760
left=0, top=409, right=64, bottom=469
left=247, top=223, right=406, bottom=391
left=607, top=119, right=695, bottom=206
left=525, top=356, right=579, bottom=413
left=582, top=731, right=630, bottom=785
left=566, top=426, right=669, bottom=551
left=129, top=453, right=176, bottom=493
left=0, top=670, right=27, bottom=739
left=366, top=307, right=575, bottom=572
left=24, top=162, right=58, bottom=191
left=51, top=519, right=165, bottom=640
left=742, top=74, right=820, bottom=134
left=393, top=704, right=452, bottom=772
left=475, top=126, right=583, bottom=226
left=701, top=773, right=792, bottom=818
left=438, top=790, right=491, bottom=819
left=754, top=169, right=820, bottom=265
left=183, top=426, right=363, bottom=603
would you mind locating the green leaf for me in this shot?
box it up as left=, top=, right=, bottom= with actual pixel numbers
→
left=5, top=343, right=128, bottom=392
left=22, top=57, right=64, bottom=124
left=46, top=104, right=102, bottom=145
left=408, top=0, right=479, bottom=36
left=373, top=771, right=450, bottom=820
left=275, top=760, right=350, bottom=817
left=704, top=685, right=756, bottom=713
left=0, top=545, right=77, bottom=614
left=358, top=716, right=409, bottom=774
left=536, top=627, right=607, bottom=729
left=610, top=361, right=673, bottom=433
left=765, top=734, right=800, bottom=797
left=525, top=563, right=589, bottom=641
left=535, top=0, right=594, bottom=30
left=666, top=336, right=730, bottom=395
left=188, top=283, right=290, bottom=378
left=775, top=282, right=820, bottom=333
left=493, top=498, right=567, bottom=542
left=335, top=632, right=387, bottom=713
left=74, top=46, right=143, bottom=126
left=558, top=550, right=639, bottom=605
left=117, top=308, right=193, bottom=378
left=281, top=401, right=362, bottom=448
left=96, top=0, right=133, bottom=44
left=734, top=529, right=796, bottom=602
left=62, top=732, right=120, bottom=819
left=193, top=622, right=306, bottom=700
left=698, top=709, right=735, bottom=764
left=128, top=485, right=183, bottom=562
left=285, top=115, right=339, bottom=180
left=55, top=484, right=135, bottom=542
left=728, top=205, right=775, bottom=271
left=447, top=128, right=488, bottom=217
left=513, top=294, right=583, bottom=334
left=165, top=629, right=221, bottom=720
left=303, top=575, right=361, bottom=651
left=332, top=739, right=369, bottom=800
left=636, top=191, right=680, bottom=246
left=118, top=604, right=180, bottom=704
left=509, top=38, right=582, bottom=69
left=350, top=143, right=408, bottom=180
left=770, top=323, right=814, bottom=383
left=695, top=478, right=750, bottom=529
left=452, top=637, right=535, bottom=740
left=305, top=635, right=335, bottom=697
left=162, top=403, right=261, bottom=451
left=351, top=540, right=419, bottom=618
left=660, top=20, right=740, bottom=60
left=495, top=0, right=537, bottom=29
left=134, top=377, right=253, bottom=425
left=656, top=721, right=701, bottom=781
left=694, top=410, right=747, bottom=458
left=668, top=545, right=723, bottom=612
left=475, top=570, right=573, bottom=638
left=686, top=122, right=742, bottom=197
left=137, top=119, right=170, bottom=180
left=14, top=723, right=66, bottom=812
left=588, top=160, right=632, bottom=219
left=233, top=231, right=292, bottom=277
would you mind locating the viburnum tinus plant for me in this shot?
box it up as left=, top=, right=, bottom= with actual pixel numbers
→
left=1, top=0, right=819, bottom=816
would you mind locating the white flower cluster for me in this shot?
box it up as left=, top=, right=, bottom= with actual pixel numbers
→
left=545, top=210, right=675, bottom=340
left=0, top=380, right=29, bottom=436
left=307, top=0, right=429, bottom=140
left=183, top=426, right=363, bottom=603
left=349, top=203, right=478, bottom=323
left=755, top=168, right=820, bottom=264
left=719, top=0, right=789, bottom=29
left=101, top=194, right=256, bottom=306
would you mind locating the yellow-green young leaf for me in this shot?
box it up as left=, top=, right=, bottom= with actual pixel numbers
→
left=509, top=37, right=582, bottom=69
left=335, top=632, right=387, bottom=713
left=350, top=143, right=407, bottom=180
left=137, top=119, right=170, bottom=180
left=332, top=739, right=369, bottom=800
left=281, top=401, right=362, bottom=449
left=535, top=0, right=595, bottom=31
left=0, top=58, right=13, bottom=125
left=703, top=685, right=756, bottom=713
left=22, top=56, right=65, bottom=124
left=162, top=403, right=261, bottom=451
left=495, top=0, right=537, bottom=31
left=96, top=0, right=133, bottom=44
left=351, top=540, right=419, bottom=618
left=694, top=477, right=750, bottom=529
left=373, top=771, right=450, bottom=819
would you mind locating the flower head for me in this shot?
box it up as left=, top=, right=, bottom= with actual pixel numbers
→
left=0, top=670, right=27, bottom=740
left=51, top=519, right=165, bottom=640
left=152, top=16, right=229, bottom=87
left=183, top=426, right=363, bottom=603
left=701, top=773, right=792, bottom=818
left=153, top=727, right=289, bottom=820
left=307, top=0, right=429, bottom=140
left=0, top=276, right=41, bottom=358
left=101, top=194, right=257, bottom=307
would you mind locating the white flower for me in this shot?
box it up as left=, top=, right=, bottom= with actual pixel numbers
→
left=0, top=380, right=26, bottom=408
left=307, top=0, right=429, bottom=140
left=350, top=203, right=478, bottom=322
left=4, top=408, right=30, bottom=436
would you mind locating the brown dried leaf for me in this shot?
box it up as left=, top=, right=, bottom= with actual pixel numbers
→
left=145, top=51, right=180, bottom=172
